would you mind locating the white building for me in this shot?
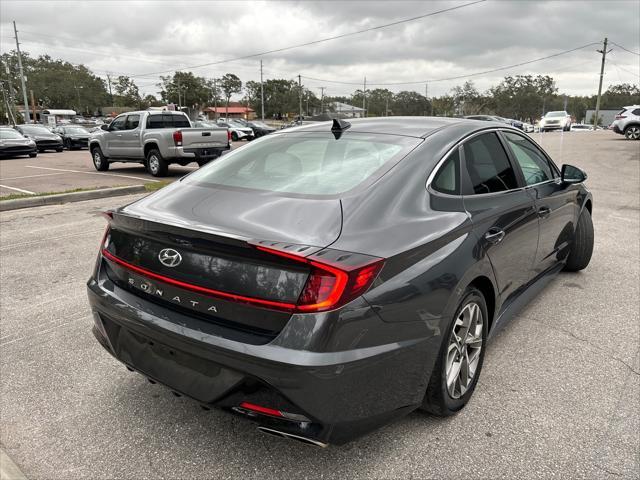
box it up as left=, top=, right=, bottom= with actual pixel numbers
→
left=329, top=102, right=365, bottom=118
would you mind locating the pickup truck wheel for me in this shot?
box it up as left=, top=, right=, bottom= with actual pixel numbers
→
left=91, top=146, right=109, bottom=171
left=197, top=159, right=210, bottom=167
left=146, top=149, right=168, bottom=177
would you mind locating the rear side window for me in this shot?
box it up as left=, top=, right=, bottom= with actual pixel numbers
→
left=171, top=114, right=191, bottom=128
left=463, top=133, right=518, bottom=194
left=432, top=148, right=460, bottom=195
left=502, top=132, right=553, bottom=185
left=186, top=132, right=421, bottom=196
left=632, top=108, right=640, bottom=116
left=147, top=115, right=164, bottom=129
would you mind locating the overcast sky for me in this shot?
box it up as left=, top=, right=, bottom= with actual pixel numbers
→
left=1, top=0, right=638, bottom=100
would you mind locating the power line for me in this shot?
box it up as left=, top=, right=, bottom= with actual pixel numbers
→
left=130, top=0, right=487, bottom=77
left=610, top=41, right=640, bottom=56
left=608, top=59, right=640, bottom=78
left=301, top=42, right=601, bottom=86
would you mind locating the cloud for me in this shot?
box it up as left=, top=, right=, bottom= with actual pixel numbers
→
left=1, top=0, right=638, bottom=99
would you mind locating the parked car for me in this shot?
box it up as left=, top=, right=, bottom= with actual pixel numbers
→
left=88, top=117, right=594, bottom=446
left=538, top=111, right=571, bottom=132
left=54, top=125, right=91, bottom=149
left=464, top=115, right=523, bottom=130
left=215, top=120, right=254, bottom=141
left=89, top=111, right=231, bottom=176
left=247, top=120, right=277, bottom=138
left=0, top=127, right=37, bottom=158
left=14, top=124, right=64, bottom=152
left=521, top=122, right=534, bottom=133
left=610, top=105, right=640, bottom=140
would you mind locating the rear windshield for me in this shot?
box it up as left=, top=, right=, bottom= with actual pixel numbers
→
left=186, top=132, right=421, bottom=196
left=0, top=129, right=25, bottom=139
left=146, top=113, right=191, bottom=129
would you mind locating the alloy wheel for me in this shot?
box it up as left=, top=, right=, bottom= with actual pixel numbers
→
left=93, top=151, right=101, bottom=167
left=626, top=126, right=640, bottom=140
left=149, top=155, right=159, bottom=174
left=445, top=302, right=483, bottom=399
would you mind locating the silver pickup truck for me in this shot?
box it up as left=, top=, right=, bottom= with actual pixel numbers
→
left=89, top=110, right=230, bottom=176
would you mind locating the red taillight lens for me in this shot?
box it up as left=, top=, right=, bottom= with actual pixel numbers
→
left=239, top=402, right=283, bottom=418
left=227, top=129, right=232, bottom=142
left=255, top=245, right=384, bottom=313
left=172, top=130, right=183, bottom=146
left=100, top=211, right=113, bottom=247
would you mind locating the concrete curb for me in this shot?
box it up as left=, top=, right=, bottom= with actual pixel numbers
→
left=0, top=185, right=147, bottom=212
left=0, top=448, right=27, bottom=480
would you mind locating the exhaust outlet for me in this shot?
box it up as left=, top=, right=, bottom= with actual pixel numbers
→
left=257, top=426, right=328, bottom=448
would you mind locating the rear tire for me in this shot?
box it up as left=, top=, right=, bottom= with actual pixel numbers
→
left=56, top=147, right=64, bottom=152
left=146, top=149, right=168, bottom=177
left=197, top=159, right=210, bottom=167
left=564, top=208, right=594, bottom=271
left=64, top=139, right=71, bottom=150
left=231, top=131, right=238, bottom=142
left=91, top=146, right=109, bottom=171
left=624, top=125, right=640, bottom=140
left=28, top=152, right=37, bottom=158
left=421, top=288, right=488, bottom=416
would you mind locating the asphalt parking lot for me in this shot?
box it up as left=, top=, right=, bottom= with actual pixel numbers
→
left=0, top=141, right=243, bottom=197
left=0, top=131, right=638, bottom=479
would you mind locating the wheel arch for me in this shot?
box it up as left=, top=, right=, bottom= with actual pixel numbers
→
left=466, top=276, right=496, bottom=332
left=144, top=142, right=160, bottom=157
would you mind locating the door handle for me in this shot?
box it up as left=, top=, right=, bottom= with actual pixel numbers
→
left=538, top=206, right=551, bottom=218
left=484, top=228, right=505, bottom=244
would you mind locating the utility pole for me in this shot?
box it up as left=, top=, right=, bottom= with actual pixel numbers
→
left=213, top=78, right=218, bottom=119
left=362, top=77, right=366, bottom=117
left=260, top=60, right=265, bottom=120
left=385, top=95, right=389, bottom=116
left=13, top=21, right=30, bottom=123
left=30, top=89, right=36, bottom=121
left=318, top=86, right=325, bottom=114
left=593, top=37, right=611, bottom=129
left=425, top=82, right=429, bottom=116
left=106, top=73, right=113, bottom=106
left=298, top=74, right=302, bottom=121
left=177, top=75, right=182, bottom=108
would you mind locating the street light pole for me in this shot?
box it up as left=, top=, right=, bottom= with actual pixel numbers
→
left=12, top=21, right=30, bottom=123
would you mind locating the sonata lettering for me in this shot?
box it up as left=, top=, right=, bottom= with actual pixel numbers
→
left=127, top=278, right=218, bottom=314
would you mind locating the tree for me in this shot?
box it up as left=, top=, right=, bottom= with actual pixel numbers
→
left=451, top=81, right=484, bottom=115
left=219, top=73, right=242, bottom=117
left=0, top=50, right=108, bottom=115
left=487, top=75, right=557, bottom=121
left=392, top=91, right=428, bottom=116
left=113, top=75, right=140, bottom=108
left=159, top=71, right=211, bottom=108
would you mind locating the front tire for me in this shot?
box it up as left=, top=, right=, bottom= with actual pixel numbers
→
left=231, top=131, right=238, bottom=142
left=421, top=288, right=488, bottom=416
left=91, top=146, right=109, bottom=171
left=28, top=152, right=37, bottom=158
left=624, top=125, right=640, bottom=140
left=564, top=208, right=594, bottom=271
left=146, top=149, right=168, bottom=177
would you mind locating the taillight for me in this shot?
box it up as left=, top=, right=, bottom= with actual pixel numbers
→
left=227, top=129, right=232, bottom=142
left=254, top=244, right=384, bottom=313
left=100, top=211, right=113, bottom=247
left=173, top=130, right=183, bottom=146
left=615, top=115, right=627, bottom=120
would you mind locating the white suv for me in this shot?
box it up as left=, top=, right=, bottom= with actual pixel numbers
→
left=539, top=111, right=572, bottom=132
left=611, top=105, right=640, bottom=140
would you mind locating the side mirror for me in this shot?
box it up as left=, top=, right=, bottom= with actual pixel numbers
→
left=100, top=124, right=109, bottom=131
left=561, top=164, right=587, bottom=184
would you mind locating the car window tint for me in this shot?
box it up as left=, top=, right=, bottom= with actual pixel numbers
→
left=125, top=114, right=140, bottom=130
left=632, top=108, right=640, bottom=116
left=110, top=116, right=126, bottom=131
left=173, top=115, right=191, bottom=128
left=503, top=132, right=553, bottom=185
left=147, top=115, right=163, bottom=129
left=432, top=148, right=460, bottom=195
left=463, top=133, right=518, bottom=194
left=186, top=132, right=420, bottom=196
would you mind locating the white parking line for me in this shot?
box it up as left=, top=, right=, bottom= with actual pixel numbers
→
left=0, top=184, right=35, bottom=194
left=24, top=165, right=160, bottom=182
left=1, top=172, right=66, bottom=180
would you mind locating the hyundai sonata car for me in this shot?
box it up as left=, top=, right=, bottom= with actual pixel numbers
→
left=87, top=117, right=594, bottom=446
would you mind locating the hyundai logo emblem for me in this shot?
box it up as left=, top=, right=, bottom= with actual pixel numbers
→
left=158, top=248, right=182, bottom=268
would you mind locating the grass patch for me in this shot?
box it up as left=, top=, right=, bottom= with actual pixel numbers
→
left=0, top=187, right=96, bottom=201
left=0, top=181, right=170, bottom=201
left=144, top=180, right=171, bottom=192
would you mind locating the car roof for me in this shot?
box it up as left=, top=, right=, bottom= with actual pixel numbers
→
left=275, top=116, right=500, bottom=138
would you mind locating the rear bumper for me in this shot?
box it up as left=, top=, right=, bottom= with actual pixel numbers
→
left=171, top=145, right=230, bottom=161
left=0, top=145, right=37, bottom=156
left=611, top=124, right=623, bottom=134
left=87, top=265, right=434, bottom=445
